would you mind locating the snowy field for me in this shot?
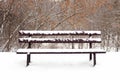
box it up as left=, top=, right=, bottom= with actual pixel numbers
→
left=0, top=52, right=120, bottom=80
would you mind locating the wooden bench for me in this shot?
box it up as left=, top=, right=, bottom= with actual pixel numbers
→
left=17, top=30, right=106, bottom=66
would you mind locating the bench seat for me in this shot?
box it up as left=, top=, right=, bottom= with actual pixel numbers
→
left=17, top=49, right=106, bottom=54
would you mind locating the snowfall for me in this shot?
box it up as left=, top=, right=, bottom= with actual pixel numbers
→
left=0, top=51, right=120, bottom=80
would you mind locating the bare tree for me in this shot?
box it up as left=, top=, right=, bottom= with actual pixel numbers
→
left=0, top=0, right=120, bottom=52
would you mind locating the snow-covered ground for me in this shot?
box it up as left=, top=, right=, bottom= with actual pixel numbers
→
left=0, top=52, right=120, bottom=80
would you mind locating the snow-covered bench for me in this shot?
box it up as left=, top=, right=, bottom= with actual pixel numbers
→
left=17, top=30, right=106, bottom=66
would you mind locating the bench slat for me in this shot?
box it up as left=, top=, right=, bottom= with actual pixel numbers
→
left=17, top=49, right=106, bottom=54
left=19, top=38, right=101, bottom=43
left=19, top=30, right=101, bottom=36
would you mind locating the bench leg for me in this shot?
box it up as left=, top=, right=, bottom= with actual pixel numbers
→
left=26, top=54, right=31, bottom=66
left=89, top=54, right=92, bottom=61
left=29, top=54, right=31, bottom=63
left=93, top=53, right=96, bottom=66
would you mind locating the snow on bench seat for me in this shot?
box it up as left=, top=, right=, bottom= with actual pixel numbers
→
left=19, top=38, right=101, bottom=43
left=19, top=30, right=101, bottom=35
left=17, top=49, right=106, bottom=54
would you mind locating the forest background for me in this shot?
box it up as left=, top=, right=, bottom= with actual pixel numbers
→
left=0, top=0, right=120, bottom=52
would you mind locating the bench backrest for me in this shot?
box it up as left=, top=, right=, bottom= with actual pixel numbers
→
left=19, top=31, right=101, bottom=36
left=19, top=30, right=101, bottom=48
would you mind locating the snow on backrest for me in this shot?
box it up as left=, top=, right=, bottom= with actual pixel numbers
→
left=19, top=38, right=101, bottom=43
left=19, top=30, right=102, bottom=44
left=19, top=30, right=101, bottom=36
